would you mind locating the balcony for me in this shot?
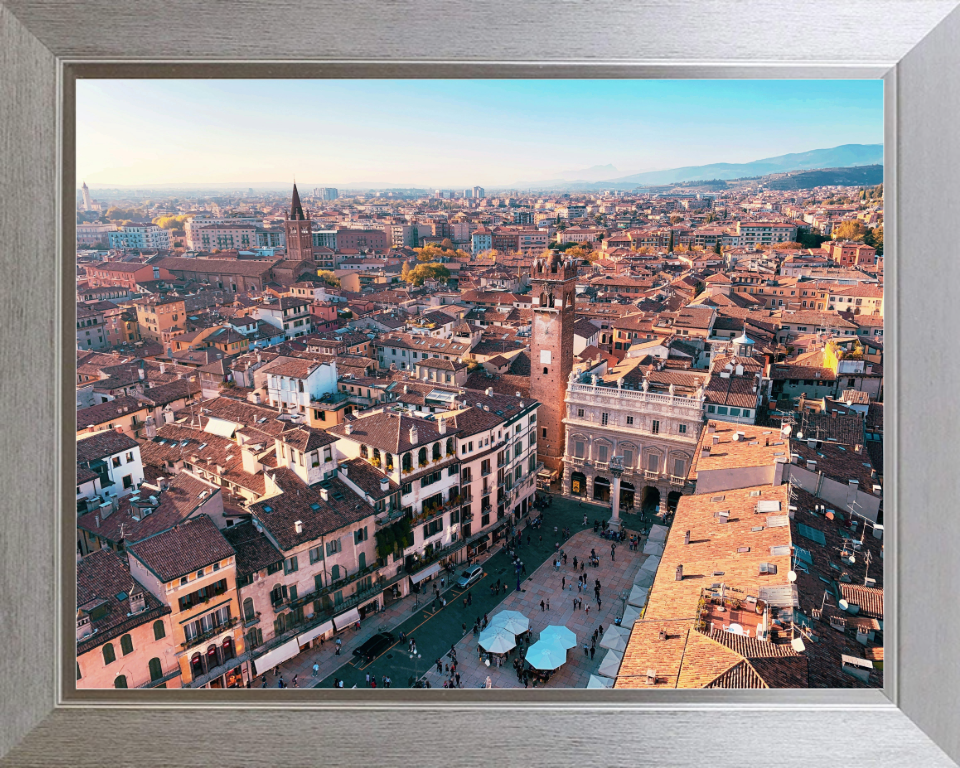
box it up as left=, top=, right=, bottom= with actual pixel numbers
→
left=670, top=475, right=687, bottom=487
left=180, top=616, right=239, bottom=651
left=375, top=506, right=407, bottom=528
left=411, top=495, right=461, bottom=525
left=644, top=470, right=660, bottom=481
left=569, top=457, right=585, bottom=468
left=242, top=611, right=261, bottom=628
left=405, top=538, right=467, bottom=575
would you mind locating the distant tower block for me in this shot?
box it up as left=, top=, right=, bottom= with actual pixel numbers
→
left=529, top=250, right=576, bottom=477
left=283, top=182, right=314, bottom=260
left=81, top=181, right=92, bottom=211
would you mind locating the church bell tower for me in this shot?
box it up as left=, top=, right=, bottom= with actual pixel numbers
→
left=284, top=183, right=314, bottom=261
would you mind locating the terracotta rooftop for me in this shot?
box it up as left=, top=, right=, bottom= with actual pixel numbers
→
left=128, top=514, right=235, bottom=583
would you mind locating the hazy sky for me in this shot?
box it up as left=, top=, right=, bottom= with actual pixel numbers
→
left=77, top=80, right=883, bottom=188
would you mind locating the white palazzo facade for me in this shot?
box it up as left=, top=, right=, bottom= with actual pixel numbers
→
left=561, top=375, right=705, bottom=512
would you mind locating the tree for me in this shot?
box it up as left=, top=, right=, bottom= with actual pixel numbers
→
left=317, top=270, right=340, bottom=288
left=832, top=220, right=867, bottom=242
left=797, top=230, right=828, bottom=249
left=669, top=214, right=683, bottom=225
left=153, top=214, right=190, bottom=230
left=404, top=262, right=450, bottom=286
left=713, top=241, right=722, bottom=255
left=440, top=238, right=454, bottom=250
left=864, top=225, right=883, bottom=256
left=401, top=260, right=412, bottom=282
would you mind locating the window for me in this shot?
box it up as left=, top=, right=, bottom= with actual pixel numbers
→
left=626, top=416, right=634, bottom=425
left=326, top=539, right=342, bottom=556
left=577, top=408, right=584, bottom=418
left=120, top=634, right=133, bottom=655
left=102, top=643, right=116, bottom=665
left=574, top=441, right=585, bottom=459
left=647, top=454, right=659, bottom=472
left=153, top=620, right=165, bottom=640
left=601, top=413, right=609, bottom=426
left=114, top=675, right=128, bottom=689
left=673, top=458, right=686, bottom=477
left=266, top=561, right=282, bottom=576
left=542, top=428, right=547, bottom=439
left=622, top=449, right=633, bottom=467
left=717, top=407, right=728, bottom=415
left=309, top=546, right=323, bottom=564
left=354, top=526, right=368, bottom=544
left=148, top=657, right=163, bottom=682
left=598, top=445, right=608, bottom=463
left=330, top=564, right=341, bottom=581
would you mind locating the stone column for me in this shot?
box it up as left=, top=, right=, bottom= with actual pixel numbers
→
left=609, top=456, right=624, bottom=532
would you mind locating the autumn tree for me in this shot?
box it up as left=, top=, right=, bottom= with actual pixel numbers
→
left=404, top=262, right=451, bottom=286
left=832, top=220, right=867, bottom=242
left=318, top=270, right=340, bottom=288
left=670, top=214, right=684, bottom=225
left=864, top=225, right=883, bottom=255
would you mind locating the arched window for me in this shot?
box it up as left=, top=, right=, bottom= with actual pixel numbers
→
left=402, top=453, right=412, bottom=472
left=243, top=597, right=255, bottom=621
left=331, top=564, right=341, bottom=581
left=148, top=657, right=163, bottom=682
left=222, top=636, right=235, bottom=662
left=446, top=438, right=454, bottom=456
left=360, top=444, right=369, bottom=458
left=373, top=448, right=381, bottom=465
left=432, top=443, right=441, bottom=461
left=153, top=620, right=165, bottom=641
left=114, top=674, right=128, bottom=689
left=120, top=634, right=134, bottom=655
left=102, top=643, right=116, bottom=665
left=358, top=552, right=366, bottom=571
left=418, top=447, right=427, bottom=466
left=385, top=453, right=394, bottom=471
left=540, top=292, right=548, bottom=306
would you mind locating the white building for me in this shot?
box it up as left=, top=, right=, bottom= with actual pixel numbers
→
left=562, top=366, right=704, bottom=514
left=108, top=225, right=171, bottom=250
left=251, top=297, right=313, bottom=340
left=263, top=358, right=338, bottom=417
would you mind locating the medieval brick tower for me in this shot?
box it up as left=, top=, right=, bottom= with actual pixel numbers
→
left=530, top=250, right=577, bottom=477
left=284, top=183, right=314, bottom=260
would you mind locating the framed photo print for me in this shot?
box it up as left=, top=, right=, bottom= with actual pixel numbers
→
left=2, top=1, right=960, bottom=766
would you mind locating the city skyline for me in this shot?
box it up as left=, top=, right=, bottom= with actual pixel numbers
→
left=77, top=80, right=883, bottom=188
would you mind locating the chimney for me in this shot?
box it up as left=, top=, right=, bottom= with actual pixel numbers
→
left=409, top=426, right=419, bottom=445
left=872, top=483, right=882, bottom=495
left=675, top=564, right=683, bottom=581
left=320, top=488, right=329, bottom=501
left=806, top=460, right=817, bottom=472
left=138, top=368, right=145, bottom=380
left=159, top=362, right=166, bottom=374
left=380, top=477, right=390, bottom=493
left=645, top=669, right=657, bottom=685
left=341, top=464, right=349, bottom=477
left=791, top=453, right=800, bottom=464
left=807, top=439, right=817, bottom=449
left=707, top=423, right=716, bottom=433
left=684, top=530, right=691, bottom=545
left=295, top=520, right=303, bottom=534
left=76, top=611, right=92, bottom=642
left=658, top=628, right=667, bottom=641
left=128, top=585, right=145, bottom=614
left=700, top=447, right=710, bottom=459
left=254, top=392, right=261, bottom=405
left=157, top=477, right=169, bottom=492
left=854, top=444, right=862, bottom=454
left=712, top=435, right=719, bottom=445
left=485, top=387, right=493, bottom=396
left=345, top=422, right=353, bottom=435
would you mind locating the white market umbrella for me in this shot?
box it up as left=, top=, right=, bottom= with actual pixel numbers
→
left=628, top=584, right=650, bottom=608
left=620, top=605, right=642, bottom=630
left=599, top=624, right=631, bottom=653
left=587, top=674, right=614, bottom=688
left=540, top=625, right=577, bottom=650
left=640, top=555, right=661, bottom=574
left=597, top=649, right=623, bottom=678
left=633, top=568, right=656, bottom=590
left=491, top=610, right=530, bottom=635
left=643, top=538, right=665, bottom=556
left=479, top=626, right=516, bottom=654
left=648, top=524, right=669, bottom=543
left=525, top=640, right=567, bottom=670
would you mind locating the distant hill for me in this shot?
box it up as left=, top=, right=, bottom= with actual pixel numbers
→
left=602, top=144, right=882, bottom=187
left=761, top=164, right=883, bottom=190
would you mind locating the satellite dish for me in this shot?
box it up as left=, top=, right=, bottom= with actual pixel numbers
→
left=796, top=432, right=803, bottom=439
left=838, top=599, right=850, bottom=612
left=782, top=425, right=792, bottom=436
left=788, top=571, right=797, bottom=582
left=791, top=638, right=806, bottom=653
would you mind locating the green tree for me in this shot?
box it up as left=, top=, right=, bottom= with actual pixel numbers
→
left=713, top=241, right=722, bottom=255
left=864, top=225, right=883, bottom=256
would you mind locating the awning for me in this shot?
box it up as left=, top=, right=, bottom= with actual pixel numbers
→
left=297, top=620, right=333, bottom=647
left=332, top=607, right=361, bottom=630
left=251, top=638, right=301, bottom=675
left=409, top=562, right=441, bottom=584
left=467, top=532, right=490, bottom=546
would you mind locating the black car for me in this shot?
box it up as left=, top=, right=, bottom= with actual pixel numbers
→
left=352, top=632, right=395, bottom=662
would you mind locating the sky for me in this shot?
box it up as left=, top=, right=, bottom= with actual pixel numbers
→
left=76, top=79, right=883, bottom=189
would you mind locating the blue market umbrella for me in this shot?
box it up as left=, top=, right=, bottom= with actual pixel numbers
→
left=540, top=625, right=577, bottom=650
left=525, top=640, right=567, bottom=670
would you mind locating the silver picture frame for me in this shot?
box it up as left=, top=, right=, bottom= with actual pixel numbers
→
left=2, top=1, right=959, bottom=764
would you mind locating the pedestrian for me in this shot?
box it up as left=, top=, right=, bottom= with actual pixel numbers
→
left=522, top=562, right=527, bottom=575
left=312, top=662, right=320, bottom=677
left=573, top=555, right=578, bottom=569
left=279, top=677, right=285, bottom=688
left=437, top=658, right=443, bottom=673
left=590, top=645, right=596, bottom=660
left=598, top=597, right=602, bottom=609
left=586, top=604, right=590, bottom=617
left=527, top=535, right=531, bottom=545
left=463, top=598, right=467, bottom=609
left=583, top=643, right=589, bottom=657
left=261, top=677, right=268, bottom=688
left=598, top=624, right=604, bottom=637
left=456, top=672, right=461, bottom=686
left=583, top=514, right=588, bottom=526
left=273, top=665, right=280, bottom=677
left=382, top=675, right=387, bottom=688
left=293, top=674, right=299, bottom=688
left=335, top=645, right=341, bottom=656
left=467, top=592, right=472, bottom=606
left=563, top=553, right=568, bottom=565
left=573, top=596, right=577, bottom=610
left=611, top=544, right=616, bottom=562
left=540, top=599, right=545, bottom=612
left=365, top=673, right=370, bottom=687
left=332, top=678, right=339, bottom=689
left=546, top=599, right=550, bottom=610
left=562, top=576, right=566, bottom=590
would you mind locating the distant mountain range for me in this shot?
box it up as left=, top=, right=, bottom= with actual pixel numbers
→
left=515, top=144, right=884, bottom=191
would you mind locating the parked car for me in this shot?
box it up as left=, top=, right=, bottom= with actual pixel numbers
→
left=456, top=565, right=484, bottom=588
left=352, top=632, right=395, bottom=662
